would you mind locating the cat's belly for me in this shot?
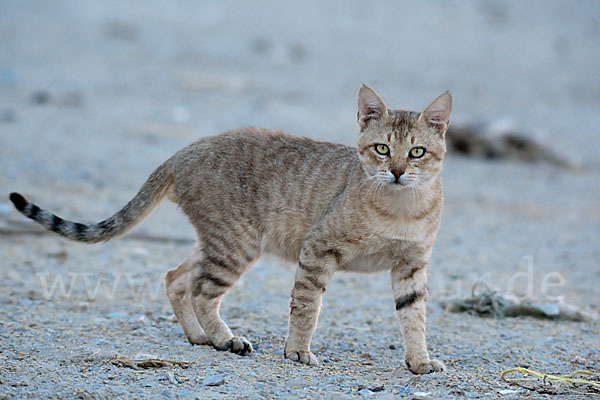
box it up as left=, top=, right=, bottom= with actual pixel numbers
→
left=261, top=228, right=305, bottom=262
left=340, top=250, right=397, bottom=273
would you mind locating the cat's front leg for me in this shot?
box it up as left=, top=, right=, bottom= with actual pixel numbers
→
left=391, top=263, right=444, bottom=374
left=285, top=252, right=335, bottom=366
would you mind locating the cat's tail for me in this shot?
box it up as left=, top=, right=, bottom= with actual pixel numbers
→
left=9, top=158, right=174, bottom=244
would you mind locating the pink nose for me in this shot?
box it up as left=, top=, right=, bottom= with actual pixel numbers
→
left=391, top=169, right=404, bottom=179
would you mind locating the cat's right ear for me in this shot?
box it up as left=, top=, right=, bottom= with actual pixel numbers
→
left=421, top=91, right=452, bottom=137
left=358, top=84, right=388, bottom=131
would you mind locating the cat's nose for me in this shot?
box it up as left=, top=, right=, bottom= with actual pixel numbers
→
left=391, top=169, right=405, bottom=179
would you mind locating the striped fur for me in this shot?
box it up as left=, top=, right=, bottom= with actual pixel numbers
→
left=11, top=85, right=451, bottom=374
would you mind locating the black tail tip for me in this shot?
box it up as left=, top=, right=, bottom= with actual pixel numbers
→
left=9, top=192, right=27, bottom=211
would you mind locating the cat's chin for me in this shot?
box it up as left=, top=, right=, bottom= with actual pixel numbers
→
left=386, top=182, right=410, bottom=190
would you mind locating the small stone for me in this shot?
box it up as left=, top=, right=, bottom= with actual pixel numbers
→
left=166, top=371, right=179, bottom=385
left=389, top=344, right=397, bottom=350
left=202, top=374, right=224, bottom=387
left=412, top=392, right=432, bottom=400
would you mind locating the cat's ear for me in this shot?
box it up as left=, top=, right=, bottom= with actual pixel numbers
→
left=357, top=84, right=388, bottom=131
left=421, top=91, right=452, bottom=136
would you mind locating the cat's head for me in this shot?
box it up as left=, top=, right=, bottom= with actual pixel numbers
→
left=356, top=85, right=452, bottom=190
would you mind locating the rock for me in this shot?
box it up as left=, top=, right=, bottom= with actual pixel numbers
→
left=388, top=344, right=396, bottom=350
left=166, top=371, right=179, bottom=385
left=202, top=374, right=225, bottom=387
left=357, top=388, right=375, bottom=397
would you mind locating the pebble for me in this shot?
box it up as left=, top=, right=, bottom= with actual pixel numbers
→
left=358, top=385, right=384, bottom=393
left=412, top=392, right=432, bottom=400
left=166, top=371, right=179, bottom=385
left=499, top=389, right=520, bottom=395
left=202, top=374, right=225, bottom=387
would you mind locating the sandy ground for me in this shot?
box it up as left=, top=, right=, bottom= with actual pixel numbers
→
left=1, top=1, right=599, bottom=399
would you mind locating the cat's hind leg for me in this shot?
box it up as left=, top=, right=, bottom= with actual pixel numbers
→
left=190, top=236, right=260, bottom=356
left=166, top=258, right=210, bottom=345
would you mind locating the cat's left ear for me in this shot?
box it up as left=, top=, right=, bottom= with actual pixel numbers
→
left=421, top=91, right=452, bottom=137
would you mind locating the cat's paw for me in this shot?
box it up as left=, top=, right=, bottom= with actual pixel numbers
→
left=187, top=333, right=210, bottom=346
left=214, top=336, right=253, bottom=356
left=284, top=349, right=319, bottom=366
left=406, top=358, right=445, bottom=374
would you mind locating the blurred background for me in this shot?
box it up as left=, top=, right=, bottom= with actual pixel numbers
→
left=1, top=0, right=599, bottom=302
left=1, top=1, right=599, bottom=397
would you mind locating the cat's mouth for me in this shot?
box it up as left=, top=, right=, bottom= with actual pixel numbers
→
left=389, top=179, right=406, bottom=186
left=388, top=176, right=408, bottom=186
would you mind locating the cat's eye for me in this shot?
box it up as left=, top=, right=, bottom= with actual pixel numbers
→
left=374, top=144, right=390, bottom=156
left=409, top=147, right=426, bottom=159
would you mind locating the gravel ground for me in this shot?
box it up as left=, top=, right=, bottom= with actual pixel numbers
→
left=1, top=1, right=599, bottom=399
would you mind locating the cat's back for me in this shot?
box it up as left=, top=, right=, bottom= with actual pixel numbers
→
left=173, top=127, right=359, bottom=217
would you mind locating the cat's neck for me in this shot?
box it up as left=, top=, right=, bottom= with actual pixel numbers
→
left=360, top=174, right=442, bottom=219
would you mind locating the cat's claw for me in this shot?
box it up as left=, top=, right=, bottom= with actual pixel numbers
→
left=214, top=336, right=253, bottom=356
left=284, top=349, right=319, bottom=366
left=406, top=358, right=445, bottom=375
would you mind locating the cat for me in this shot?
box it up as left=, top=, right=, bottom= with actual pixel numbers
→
left=10, top=85, right=452, bottom=374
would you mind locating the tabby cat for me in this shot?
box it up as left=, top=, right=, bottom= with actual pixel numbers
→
left=10, top=85, right=452, bottom=374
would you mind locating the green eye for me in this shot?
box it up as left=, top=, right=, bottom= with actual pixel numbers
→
left=375, top=144, right=390, bottom=155
left=409, top=147, right=426, bottom=159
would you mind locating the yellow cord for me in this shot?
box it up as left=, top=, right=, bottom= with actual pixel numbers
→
left=501, top=367, right=600, bottom=388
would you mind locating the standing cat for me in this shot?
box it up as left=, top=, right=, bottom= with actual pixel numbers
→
left=10, top=85, right=451, bottom=374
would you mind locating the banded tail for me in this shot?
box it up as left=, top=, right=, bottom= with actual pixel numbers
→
left=9, top=159, right=174, bottom=243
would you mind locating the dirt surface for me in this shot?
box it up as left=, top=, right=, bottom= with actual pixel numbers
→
left=1, top=1, right=599, bottom=399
